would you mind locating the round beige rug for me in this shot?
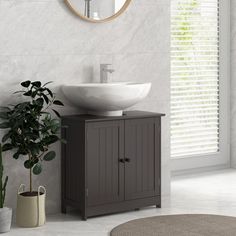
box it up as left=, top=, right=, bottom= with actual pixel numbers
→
left=110, top=214, right=236, bottom=236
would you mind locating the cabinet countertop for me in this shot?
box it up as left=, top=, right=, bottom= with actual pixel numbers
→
left=62, top=110, right=165, bottom=122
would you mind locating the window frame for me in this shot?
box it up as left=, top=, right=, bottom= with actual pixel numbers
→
left=171, top=0, right=230, bottom=173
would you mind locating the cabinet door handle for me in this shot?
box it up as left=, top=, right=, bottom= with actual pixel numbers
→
left=119, top=159, right=125, bottom=163
left=125, top=158, right=131, bottom=163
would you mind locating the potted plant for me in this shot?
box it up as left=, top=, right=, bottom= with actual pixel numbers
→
left=0, top=80, right=64, bottom=227
left=0, top=143, right=12, bottom=233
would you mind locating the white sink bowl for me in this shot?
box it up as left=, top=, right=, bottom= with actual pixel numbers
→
left=62, top=82, right=152, bottom=116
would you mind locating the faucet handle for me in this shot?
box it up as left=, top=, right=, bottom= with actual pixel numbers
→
left=100, top=64, right=114, bottom=83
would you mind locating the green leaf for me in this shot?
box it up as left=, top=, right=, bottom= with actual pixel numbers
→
left=24, top=160, right=32, bottom=169
left=42, top=94, right=49, bottom=104
left=36, top=98, right=44, bottom=106
left=2, top=132, right=11, bottom=142
left=29, top=146, right=40, bottom=156
left=39, top=146, right=46, bottom=152
left=13, top=90, right=25, bottom=94
left=43, top=151, right=56, bottom=161
left=13, top=152, right=20, bottom=159
left=31, top=91, right=38, bottom=98
left=51, top=123, right=60, bottom=134
left=2, top=143, right=13, bottom=151
left=43, top=135, right=59, bottom=145
left=23, top=90, right=32, bottom=96
left=32, top=81, right=41, bottom=88
left=3, top=176, right=8, bottom=190
left=46, top=88, right=53, bottom=98
left=42, top=81, right=53, bottom=87
left=21, top=80, right=31, bottom=88
left=33, top=163, right=42, bottom=175
left=52, top=109, right=61, bottom=118
left=18, top=148, right=28, bottom=156
left=53, top=100, right=64, bottom=106
left=0, top=122, right=9, bottom=129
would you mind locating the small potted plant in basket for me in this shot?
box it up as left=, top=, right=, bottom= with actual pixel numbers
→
left=0, top=143, right=12, bottom=233
left=0, top=80, right=64, bottom=228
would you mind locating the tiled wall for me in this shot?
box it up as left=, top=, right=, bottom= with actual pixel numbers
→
left=0, top=0, right=170, bottom=214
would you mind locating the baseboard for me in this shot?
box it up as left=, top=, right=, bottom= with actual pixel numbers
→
left=171, top=163, right=231, bottom=177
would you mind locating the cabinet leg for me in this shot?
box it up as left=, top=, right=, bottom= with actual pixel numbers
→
left=156, top=203, right=161, bottom=208
left=82, top=215, right=87, bottom=221
left=135, top=208, right=140, bottom=211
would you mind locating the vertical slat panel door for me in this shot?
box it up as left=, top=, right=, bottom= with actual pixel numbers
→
left=86, top=121, right=125, bottom=207
left=124, top=118, right=161, bottom=200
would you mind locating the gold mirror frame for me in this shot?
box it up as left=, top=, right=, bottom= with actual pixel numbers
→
left=65, top=0, right=132, bottom=23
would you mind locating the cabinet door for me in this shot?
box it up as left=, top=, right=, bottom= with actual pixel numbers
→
left=86, top=121, right=124, bottom=207
left=125, top=118, right=161, bottom=200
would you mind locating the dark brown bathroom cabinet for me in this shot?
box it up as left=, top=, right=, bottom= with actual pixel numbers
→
left=61, top=111, right=164, bottom=220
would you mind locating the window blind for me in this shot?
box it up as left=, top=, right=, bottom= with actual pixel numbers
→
left=171, top=0, right=220, bottom=158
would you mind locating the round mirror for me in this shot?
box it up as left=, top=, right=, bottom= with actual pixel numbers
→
left=65, top=0, right=132, bottom=22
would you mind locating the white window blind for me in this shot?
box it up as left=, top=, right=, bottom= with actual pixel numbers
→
left=171, top=0, right=220, bottom=158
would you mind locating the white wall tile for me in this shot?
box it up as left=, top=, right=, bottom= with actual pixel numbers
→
left=0, top=1, right=169, bottom=55
left=0, top=0, right=170, bottom=214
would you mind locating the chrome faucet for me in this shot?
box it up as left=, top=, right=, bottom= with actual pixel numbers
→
left=100, top=64, right=114, bottom=83
left=84, top=0, right=92, bottom=18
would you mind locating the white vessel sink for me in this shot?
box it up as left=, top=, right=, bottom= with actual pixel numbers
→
left=62, top=82, right=151, bottom=116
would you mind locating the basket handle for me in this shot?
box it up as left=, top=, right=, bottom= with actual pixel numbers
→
left=37, top=186, right=46, bottom=226
left=18, top=184, right=25, bottom=194
left=38, top=186, right=46, bottom=196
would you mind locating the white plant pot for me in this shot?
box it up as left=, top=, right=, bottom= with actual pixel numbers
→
left=16, top=185, right=46, bottom=228
left=0, top=207, right=12, bottom=233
